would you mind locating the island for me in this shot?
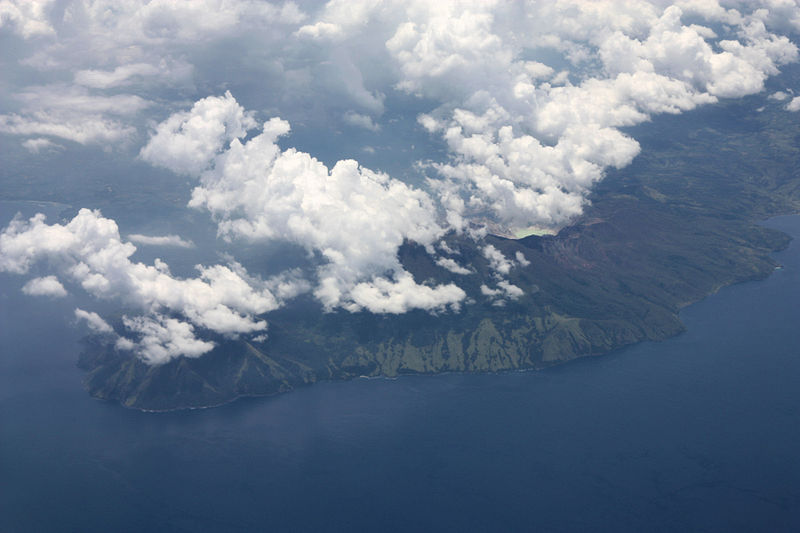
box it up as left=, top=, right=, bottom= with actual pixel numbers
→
left=78, top=92, right=800, bottom=411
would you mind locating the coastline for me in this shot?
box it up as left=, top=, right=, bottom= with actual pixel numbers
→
left=82, top=214, right=796, bottom=413
left=77, top=94, right=800, bottom=412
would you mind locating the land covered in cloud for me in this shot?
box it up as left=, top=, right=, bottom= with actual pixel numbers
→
left=1, top=1, right=800, bottom=401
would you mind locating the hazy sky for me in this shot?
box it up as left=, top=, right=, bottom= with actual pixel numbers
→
left=1, top=0, right=799, bottom=363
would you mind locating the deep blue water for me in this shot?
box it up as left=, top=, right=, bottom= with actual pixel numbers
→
left=2, top=215, right=800, bottom=532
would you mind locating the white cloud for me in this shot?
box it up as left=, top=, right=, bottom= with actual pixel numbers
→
left=347, top=271, right=465, bottom=314
left=21, top=137, right=63, bottom=153
left=114, top=336, right=136, bottom=351
left=3, top=0, right=798, bottom=230
left=0, top=0, right=56, bottom=38
left=480, top=279, right=523, bottom=305
left=140, top=91, right=256, bottom=175
left=0, top=0, right=307, bottom=148
left=129, top=0, right=306, bottom=41
left=787, top=96, right=800, bottom=111
left=143, top=94, right=466, bottom=314
left=74, top=308, right=113, bottom=334
left=359, top=0, right=800, bottom=231
left=343, top=110, right=380, bottom=131
left=20, top=0, right=306, bottom=71
left=22, top=275, right=67, bottom=297
left=0, top=114, right=135, bottom=145
left=480, top=284, right=500, bottom=297
left=514, top=251, right=530, bottom=267
left=0, top=85, right=149, bottom=145
left=120, top=314, right=215, bottom=365
left=74, top=62, right=166, bottom=89
left=296, top=0, right=380, bottom=41
left=435, top=257, right=472, bottom=275
left=16, top=83, right=149, bottom=115
left=483, top=244, right=513, bottom=276
left=498, top=280, right=523, bottom=299
left=438, top=240, right=458, bottom=255
left=0, top=209, right=302, bottom=363
left=127, top=234, right=195, bottom=248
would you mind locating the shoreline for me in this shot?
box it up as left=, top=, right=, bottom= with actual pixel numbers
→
left=98, top=215, right=795, bottom=413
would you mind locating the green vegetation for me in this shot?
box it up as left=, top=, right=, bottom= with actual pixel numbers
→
left=79, top=92, right=800, bottom=411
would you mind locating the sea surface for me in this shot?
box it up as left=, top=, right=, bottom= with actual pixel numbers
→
left=2, top=213, right=800, bottom=532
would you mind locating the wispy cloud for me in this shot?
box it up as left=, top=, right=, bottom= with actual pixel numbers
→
left=127, top=234, right=195, bottom=248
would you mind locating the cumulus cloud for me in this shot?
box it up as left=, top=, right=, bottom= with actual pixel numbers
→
left=114, top=336, right=136, bottom=351
left=483, top=244, right=514, bottom=276
left=290, top=0, right=800, bottom=231
left=477, top=244, right=527, bottom=303
left=348, top=271, right=466, bottom=314
left=386, top=1, right=798, bottom=231
left=119, top=314, right=215, bottom=365
left=74, top=308, right=113, bottom=334
left=0, top=209, right=301, bottom=363
left=139, top=92, right=256, bottom=176
left=435, top=257, right=472, bottom=275
left=787, top=96, right=800, bottom=111
left=480, top=279, right=524, bottom=306
left=22, top=275, right=67, bottom=297
left=127, top=234, right=195, bottom=248
left=5, top=0, right=799, bottom=230
left=142, top=94, right=466, bottom=314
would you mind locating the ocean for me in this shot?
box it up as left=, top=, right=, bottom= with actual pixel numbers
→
left=2, top=213, right=799, bottom=532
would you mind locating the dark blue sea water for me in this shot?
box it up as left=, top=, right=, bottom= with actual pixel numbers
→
left=2, top=214, right=800, bottom=532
